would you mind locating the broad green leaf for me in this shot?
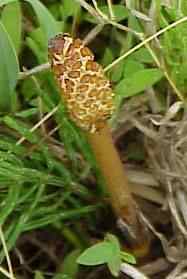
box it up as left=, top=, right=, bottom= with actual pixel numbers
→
left=111, top=61, right=124, bottom=82
left=182, top=1, right=187, bottom=15
left=115, top=68, right=163, bottom=100
left=131, top=47, right=154, bottom=63
left=77, top=242, right=114, bottom=266
left=61, top=0, right=80, bottom=19
left=25, top=0, right=60, bottom=40
left=123, top=60, right=144, bottom=77
left=85, top=5, right=128, bottom=23
left=120, top=251, right=136, bottom=264
left=1, top=1, right=22, bottom=53
left=0, top=0, right=16, bottom=6
left=0, top=22, right=19, bottom=111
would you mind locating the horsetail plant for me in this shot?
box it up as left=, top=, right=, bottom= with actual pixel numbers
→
left=48, top=33, right=149, bottom=256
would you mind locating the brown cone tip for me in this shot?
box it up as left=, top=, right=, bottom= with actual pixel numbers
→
left=48, top=33, right=114, bottom=133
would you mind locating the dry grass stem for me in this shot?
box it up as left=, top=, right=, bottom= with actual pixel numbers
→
left=106, top=0, right=115, bottom=20
left=104, top=16, right=187, bottom=72
left=131, top=183, right=164, bottom=205
left=0, top=267, right=14, bottom=279
left=140, top=258, right=171, bottom=276
left=119, top=99, right=187, bottom=276
left=120, top=262, right=149, bottom=279
left=19, top=63, right=50, bottom=80
left=91, top=0, right=141, bottom=35
left=16, top=105, right=59, bottom=146
left=166, top=260, right=187, bottom=279
left=0, top=227, right=15, bottom=279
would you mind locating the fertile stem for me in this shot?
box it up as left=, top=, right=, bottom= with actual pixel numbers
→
left=87, top=124, right=149, bottom=256
left=87, top=124, right=134, bottom=219
left=48, top=33, right=150, bottom=256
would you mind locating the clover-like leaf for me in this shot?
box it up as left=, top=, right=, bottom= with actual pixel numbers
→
left=77, top=242, right=114, bottom=266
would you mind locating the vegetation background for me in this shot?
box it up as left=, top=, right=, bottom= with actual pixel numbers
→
left=0, top=0, right=187, bottom=278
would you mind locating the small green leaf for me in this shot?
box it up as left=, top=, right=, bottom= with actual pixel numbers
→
left=115, top=68, right=163, bottom=101
left=107, top=254, right=121, bottom=277
left=105, top=233, right=121, bottom=254
left=85, top=5, right=128, bottom=23
left=25, top=0, right=60, bottom=40
left=120, top=251, right=136, bottom=264
left=1, top=1, right=22, bottom=53
left=105, top=234, right=121, bottom=277
left=0, top=22, right=19, bottom=111
left=77, top=242, right=114, bottom=266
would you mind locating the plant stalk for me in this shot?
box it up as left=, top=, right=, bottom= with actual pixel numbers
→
left=87, top=124, right=150, bottom=257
